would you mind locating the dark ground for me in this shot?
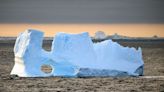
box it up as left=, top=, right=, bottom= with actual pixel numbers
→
left=0, top=40, right=164, bottom=92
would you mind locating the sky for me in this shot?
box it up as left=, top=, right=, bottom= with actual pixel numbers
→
left=0, top=0, right=164, bottom=37
left=0, top=24, right=164, bottom=37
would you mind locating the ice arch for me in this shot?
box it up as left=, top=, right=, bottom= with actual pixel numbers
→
left=11, top=29, right=144, bottom=77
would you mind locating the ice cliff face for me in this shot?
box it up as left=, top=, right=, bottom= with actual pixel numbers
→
left=11, top=29, right=144, bottom=77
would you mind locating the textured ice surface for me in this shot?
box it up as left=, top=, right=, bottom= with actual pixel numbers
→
left=11, top=29, right=144, bottom=77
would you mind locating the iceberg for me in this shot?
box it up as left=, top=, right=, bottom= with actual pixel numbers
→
left=11, top=29, right=144, bottom=77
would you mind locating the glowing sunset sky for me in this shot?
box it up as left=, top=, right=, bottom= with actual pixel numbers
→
left=0, top=24, right=164, bottom=37
left=0, top=0, right=164, bottom=37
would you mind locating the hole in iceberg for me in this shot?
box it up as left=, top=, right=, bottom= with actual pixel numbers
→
left=41, top=64, right=53, bottom=74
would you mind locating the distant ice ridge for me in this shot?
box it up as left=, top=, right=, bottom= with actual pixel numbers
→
left=11, top=29, right=144, bottom=77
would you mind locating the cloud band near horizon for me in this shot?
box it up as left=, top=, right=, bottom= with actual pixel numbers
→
left=0, top=0, right=164, bottom=23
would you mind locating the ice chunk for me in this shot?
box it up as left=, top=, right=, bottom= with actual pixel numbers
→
left=93, top=40, right=144, bottom=75
left=11, top=29, right=144, bottom=77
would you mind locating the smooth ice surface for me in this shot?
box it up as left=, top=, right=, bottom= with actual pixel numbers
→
left=11, top=29, right=144, bottom=77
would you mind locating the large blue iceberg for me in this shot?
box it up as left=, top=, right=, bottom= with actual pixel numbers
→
left=11, top=29, right=144, bottom=77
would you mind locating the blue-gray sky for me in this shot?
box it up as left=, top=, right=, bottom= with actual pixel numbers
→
left=0, top=0, right=164, bottom=23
